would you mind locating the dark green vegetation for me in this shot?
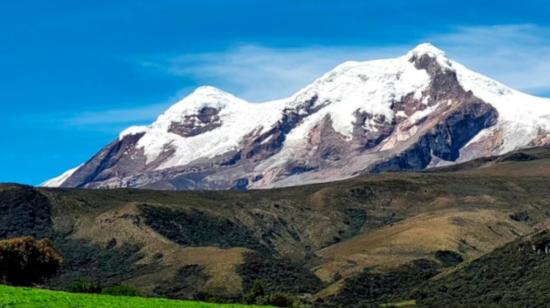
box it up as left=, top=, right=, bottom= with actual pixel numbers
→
left=333, top=228, right=550, bottom=307
left=141, top=206, right=272, bottom=254
left=0, top=186, right=52, bottom=238
left=1, top=146, right=550, bottom=306
left=434, top=250, right=463, bottom=267
left=323, top=259, right=440, bottom=307
left=406, top=230, right=550, bottom=307
left=0, top=236, right=63, bottom=286
left=237, top=252, right=323, bottom=295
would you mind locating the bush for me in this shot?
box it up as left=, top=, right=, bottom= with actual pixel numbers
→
left=101, top=285, right=143, bottom=297
left=0, top=236, right=63, bottom=286
left=69, top=278, right=101, bottom=293
left=244, top=280, right=297, bottom=307
left=257, top=293, right=296, bottom=307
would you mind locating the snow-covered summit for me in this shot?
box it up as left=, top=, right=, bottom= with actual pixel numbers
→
left=44, top=43, right=550, bottom=190
left=408, top=43, right=446, bottom=57
left=40, top=165, right=82, bottom=187
left=165, top=86, right=245, bottom=113
left=406, top=43, right=452, bottom=70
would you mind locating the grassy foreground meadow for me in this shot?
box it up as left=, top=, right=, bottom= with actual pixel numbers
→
left=0, top=285, right=265, bottom=308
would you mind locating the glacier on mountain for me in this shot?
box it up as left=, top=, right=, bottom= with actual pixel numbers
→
left=43, top=43, right=550, bottom=190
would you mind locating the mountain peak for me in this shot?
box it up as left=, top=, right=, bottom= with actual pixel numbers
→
left=184, top=85, right=245, bottom=104
left=184, top=85, right=243, bottom=103
left=44, top=45, right=550, bottom=191
left=408, top=43, right=446, bottom=57
left=161, top=85, right=246, bottom=117
left=406, top=43, right=452, bottom=70
left=192, top=85, right=231, bottom=96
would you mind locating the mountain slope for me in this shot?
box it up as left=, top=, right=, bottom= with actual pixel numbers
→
left=320, top=230, right=550, bottom=307
left=4, top=146, right=550, bottom=304
left=406, top=230, right=550, bottom=307
left=45, top=43, right=550, bottom=190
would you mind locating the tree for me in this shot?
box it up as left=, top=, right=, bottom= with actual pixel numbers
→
left=0, top=236, right=63, bottom=286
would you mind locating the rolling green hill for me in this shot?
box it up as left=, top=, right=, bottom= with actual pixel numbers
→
left=1, top=146, right=550, bottom=306
left=0, top=284, right=264, bottom=308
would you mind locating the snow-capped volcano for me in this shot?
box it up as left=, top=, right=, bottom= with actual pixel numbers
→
left=43, top=43, right=550, bottom=190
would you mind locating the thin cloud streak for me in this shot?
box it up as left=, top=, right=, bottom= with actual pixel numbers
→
left=35, top=24, right=550, bottom=133
left=11, top=102, right=171, bottom=135
left=142, top=24, right=550, bottom=102
left=147, top=45, right=406, bottom=101
left=429, top=24, right=550, bottom=94
left=65, top=103, right=169, bottom=126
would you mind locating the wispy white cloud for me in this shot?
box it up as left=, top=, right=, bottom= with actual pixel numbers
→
left=429, top=24, right=550, bottom=95
left=45, top=89, right=192, bottom=133
left=12, top=101, right=173, bottom=134
left=145, top=45, right=406, bottom=101
left=64, top=103, right=169, bottom=126
left=39, top=24, right=550, bottom=133
left=142, top=24, right=550, bottom=101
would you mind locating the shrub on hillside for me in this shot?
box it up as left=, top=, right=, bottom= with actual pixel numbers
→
left=327, top=259, right=440, bottom=306
left=244, top=280, right=298, bottom=307
left=257, top=292, right=296, bottom=307
left=238, top=252, right=323, bottom=295
left=0, top=236, right=63, bottom=286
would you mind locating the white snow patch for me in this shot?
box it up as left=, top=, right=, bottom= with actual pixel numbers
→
left=129, top=86, right=288, bottom=169
left=408, top=104, right=437, bottom=125
left=288, top=52, right=431, bottom=138
left=116, top=48, right=432, bottom=171
left=406, top=43, right=452, bottom=70
left=120, top=126, right=148, bottom=139
left=54, top=43, right=550, bottom=181
left=40, top=164, right=82, bottom=187
left=254, top=52, right=431, bottom=171
left=453, top=61, right=550, bottom=153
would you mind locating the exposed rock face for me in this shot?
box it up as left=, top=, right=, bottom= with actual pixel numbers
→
left=370, top=54, right=499, bottom=172
left=169, top=106, right=222, bottom=137
left=62, top=133, right=149, bottom=188
left=44, top=44, right=550, bottom=190
left=370, top=101, right=498, bottom=173
left=236, top=95, right=322, bottom=162
left=353, top=111, right=395, bottom=150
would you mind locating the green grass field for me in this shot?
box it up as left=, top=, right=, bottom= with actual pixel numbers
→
left=0, top=285, right=264, bottom=308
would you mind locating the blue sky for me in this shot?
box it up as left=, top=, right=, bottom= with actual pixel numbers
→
left=2, top=0, right=550, bottom=185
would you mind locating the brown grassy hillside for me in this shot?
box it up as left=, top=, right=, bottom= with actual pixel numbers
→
left=1, top=146, right=550, bottom=306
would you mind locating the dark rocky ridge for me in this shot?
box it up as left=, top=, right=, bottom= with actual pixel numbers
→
left=369, top=54, right=499, bottom=172
left=62, top=132, right=149, bottom=188
left=169, top=106, right=222, bottom=137
left=239, top=95, right=323, bottom=162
